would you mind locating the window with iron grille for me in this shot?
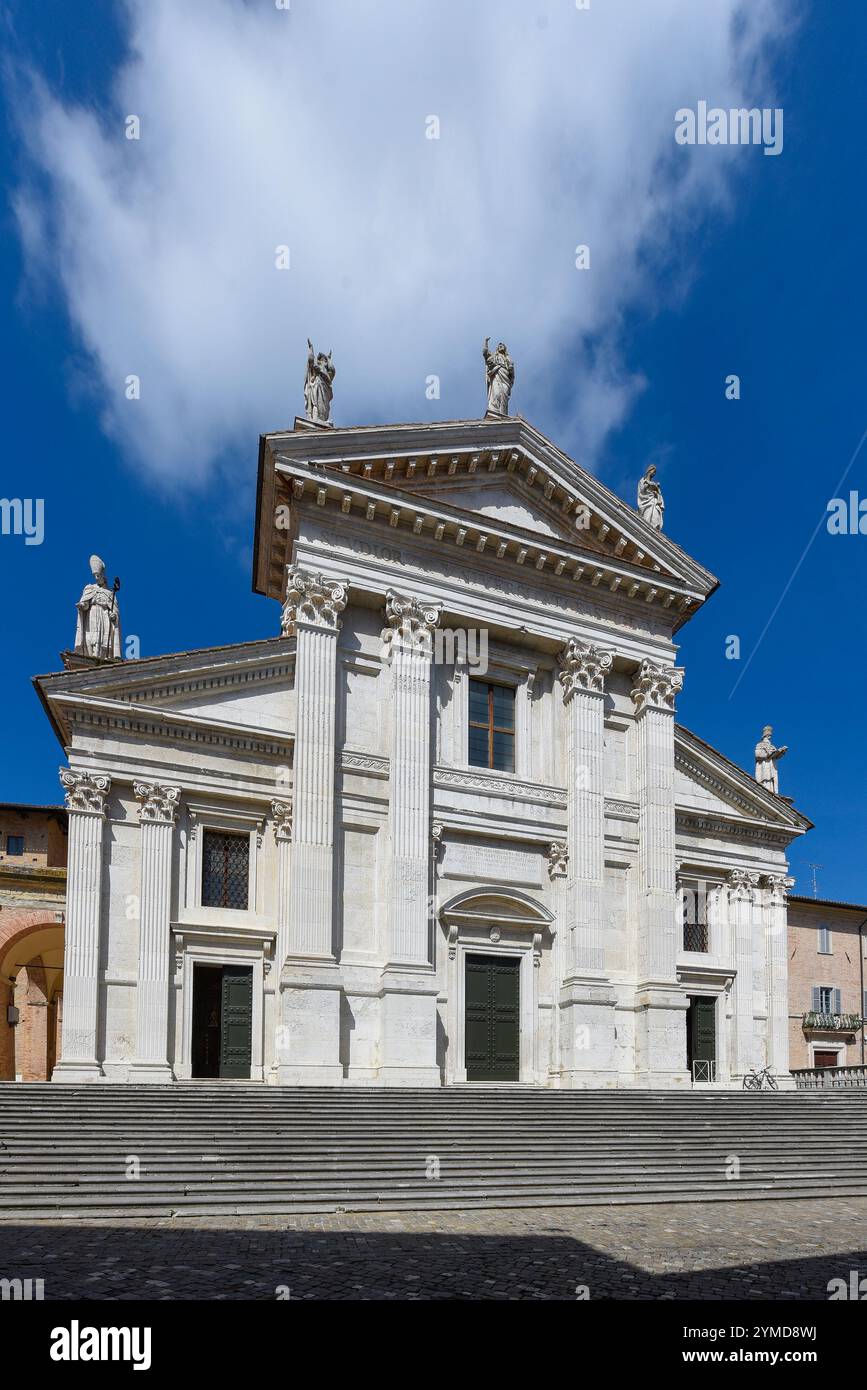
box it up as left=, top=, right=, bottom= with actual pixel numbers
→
left=201, top=830, right=249, bottom=910
left=680, top=876, right=710, bottom=952
left=468, top=680, right=515, bottom=772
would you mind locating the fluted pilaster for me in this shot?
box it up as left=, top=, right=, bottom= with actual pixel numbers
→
left=132, top=782, right=180, bottom=1079
left=557, top=639, right=613, bottom=975
left=763, top=873, right=793, bottom=1074
left=272, top=800, right=293, bottom=972
left=631, top=661, right=683, bottom=983
left=728, top=868, right=759, bottom=1074
left=54, top=768, right=111, bottom=1080
left=384, top=590, right=440, bottom=966
left=283, top=569, right=347, bottom=960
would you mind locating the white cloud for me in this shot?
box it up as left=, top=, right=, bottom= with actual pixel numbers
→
left=13, top=0, right=792, bottom=488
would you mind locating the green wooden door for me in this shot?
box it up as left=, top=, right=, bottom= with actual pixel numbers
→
left=219, top=965, right=253, bottom=1078
left=690, top=996, right=717, bottom=1067
left=465, top=954, right=520, bottom=1081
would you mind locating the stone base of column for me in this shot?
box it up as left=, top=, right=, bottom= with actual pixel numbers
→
left=378, top=969, right=441, bottom=1086
left=128, top=1061, right=174, bottom=1083
left=634, top=985, right=690, bottom=1087
left=558, top=977, right=618, bottom=1087
left=276, top=962, right=343, bottom=1086
left=51, top=1059, right=103, bottom=1083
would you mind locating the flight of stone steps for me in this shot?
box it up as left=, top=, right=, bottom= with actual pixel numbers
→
left=1, top=1083, right=866, bottom=1219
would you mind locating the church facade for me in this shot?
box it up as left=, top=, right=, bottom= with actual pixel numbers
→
left=36, top=412, right=810, bottom=1088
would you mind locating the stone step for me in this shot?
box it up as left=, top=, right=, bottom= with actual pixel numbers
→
left=2, top=1084, right=864, bottom=1219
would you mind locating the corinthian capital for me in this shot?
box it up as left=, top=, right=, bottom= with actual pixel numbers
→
left=557, top=638, right=614, bottom=699
left=281, top=569, right=348, bottom=635
left=134, top=782, right=181, bottom=825
left=727, top=868, right=760, bottom=899
left=382, top=589, right=441, bottom=657
left=630, top=659, right=684, bottom=714
left=271, top=800, right=293, bottom=842
left=763, top=873, right=795, bottom=900
left=59, top=768, right=112, bottom=816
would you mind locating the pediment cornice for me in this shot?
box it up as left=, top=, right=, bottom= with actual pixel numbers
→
left=674, top=724, right=811, bottom=835
left=34, top=638, right=296, bottom=752
left=48, top=693, right=294, bottom=759
left=268, top=457, right=711, bottom=627
left=254, top=417, right=718, bottom=628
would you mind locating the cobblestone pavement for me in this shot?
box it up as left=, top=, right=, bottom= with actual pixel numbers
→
left=2, top=1198, right=866, bottom=1300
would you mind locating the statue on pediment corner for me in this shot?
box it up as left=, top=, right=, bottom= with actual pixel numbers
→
left=304, top=338, right=335, bottom=424
left=483, top=338, right=514, bottom=417
left=637, top=465, right=664, bottom=531
left=74, top=555, right=122, bottom=660
left=754, top=725, right=787, bottom=795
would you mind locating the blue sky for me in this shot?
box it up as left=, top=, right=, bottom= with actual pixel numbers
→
left=1, top=0, right=864, bottom=900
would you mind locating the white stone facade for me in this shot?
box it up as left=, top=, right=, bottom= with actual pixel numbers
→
left=37, top=415, right=810, bottom=1087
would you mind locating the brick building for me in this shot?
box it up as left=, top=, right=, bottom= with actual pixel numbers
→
left=0, top=804, right=67, bottom=1081
left=787, top=895, right=867, bottom=1072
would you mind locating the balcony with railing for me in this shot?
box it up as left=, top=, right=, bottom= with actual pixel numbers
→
left=802, top=1012, right=862, bottom=1034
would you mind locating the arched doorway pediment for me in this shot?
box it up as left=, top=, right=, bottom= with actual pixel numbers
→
left=438, top=887, right=554, bottom=932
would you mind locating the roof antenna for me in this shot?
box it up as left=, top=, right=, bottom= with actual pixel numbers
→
left=807, top=863, right=823, bottom=899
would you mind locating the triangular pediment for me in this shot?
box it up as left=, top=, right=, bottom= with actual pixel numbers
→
left=408, top=472, right=614, bottom=554
left=674, top=725, right=811, bottom=832
left=255, top=416, right=719, bottom=627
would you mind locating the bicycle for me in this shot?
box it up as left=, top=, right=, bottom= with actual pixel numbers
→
left=742, top=1065, right=778, bottom=1091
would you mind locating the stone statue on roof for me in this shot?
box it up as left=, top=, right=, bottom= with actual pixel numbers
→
left=74, top=555, right=122, bottom=660
left=483, top=338, right=515, bottom=417
left=755, top=725, right=787, bottom=795
left=304, top=338, right=335, bottom=424
left=637, top=465, right=664, bottom=531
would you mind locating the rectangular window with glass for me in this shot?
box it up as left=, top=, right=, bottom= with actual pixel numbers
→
left=201, top=830, right=250, bottom=910
left=812, top=985, right=839, bottom=1014
left=6, top=836, right=24, bottom=856
left=468, top=679, right=515, bottom=772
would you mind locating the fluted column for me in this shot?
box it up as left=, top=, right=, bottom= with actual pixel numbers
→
left=557, top=639, right=613, bottom=975
left=272, top=800, right=293, bottom=972
left=631, top=661, right=688, bottom=1086
left=763, top=873, right=793, bottom=1077
left=632, top=661, right=683, bottom=983
left=132, top=782, right=180, bottom=1081
left=277, top=569, right=347, bottom=1084
left=53, top=768, right=111, bottom=1082
left=728, top=868, right=759, bottom=1076
left=553, top=640, right=618, bottom=1086
left=384, top=591, right=441, bottom=966
left=281, top=570, right=347, bottom=960
left=379, top=591, right=442, bottom=1085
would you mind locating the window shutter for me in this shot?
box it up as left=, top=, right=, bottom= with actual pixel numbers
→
left=834, top=988, right=841, bottom=1015
left=863, top=990, right=867, bottom=1020
left=811, top=986, right=820, bottom=1011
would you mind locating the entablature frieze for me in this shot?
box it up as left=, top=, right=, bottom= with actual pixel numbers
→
left=58, top=697, right=293, bottom=761
left=292, top=528, right=681, bottom=667
left=432, top=765, right=567, bottom=808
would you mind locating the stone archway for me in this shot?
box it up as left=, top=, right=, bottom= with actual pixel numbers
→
left=0, top=910, right=65, bottom=1082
